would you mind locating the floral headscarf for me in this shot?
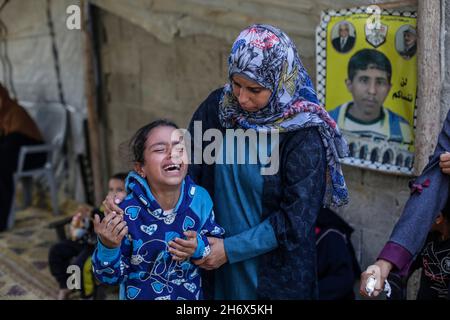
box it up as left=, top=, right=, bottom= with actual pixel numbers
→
left=218, top=24, right=349, bottom=207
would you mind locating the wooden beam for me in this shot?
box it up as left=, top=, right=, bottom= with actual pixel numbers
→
left=376, top=0, right=417, bottom=9
left=320, top=0, right=417, bottom=11
left=413, top=0, right=441, bottom=174
left=82, top=0, right=104, bottom=205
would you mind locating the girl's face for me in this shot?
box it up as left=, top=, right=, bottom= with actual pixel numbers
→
left=135, top=126, right=188, bottom=191
left=231, top=74, right=272, bottom=112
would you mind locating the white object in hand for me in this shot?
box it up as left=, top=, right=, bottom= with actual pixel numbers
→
left=365, top=274, right=392, bottom=298
left=365, top=274, right=377, bottom=296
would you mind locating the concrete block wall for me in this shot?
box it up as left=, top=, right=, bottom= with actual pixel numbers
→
left=442, top=0, right=450, bottom=122
left=98, top=11, right=231, bottom=172
left=337, top=167, right=411, bottom=267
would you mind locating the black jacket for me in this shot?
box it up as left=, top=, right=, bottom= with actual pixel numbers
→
left=332, top=36, right=355, bottom=53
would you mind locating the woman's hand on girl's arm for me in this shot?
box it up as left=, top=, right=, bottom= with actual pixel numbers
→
left=168, top=231, right=198, bottom=261
left=192, top=237, right=227, bottom=270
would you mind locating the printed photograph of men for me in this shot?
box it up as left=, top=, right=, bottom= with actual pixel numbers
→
left=331, top=21, right=356, bottom=53
left=396, top=25, right=417, bottom=60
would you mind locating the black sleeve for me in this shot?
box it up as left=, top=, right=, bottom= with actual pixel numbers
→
left=268, top=127, right=327, bottom=251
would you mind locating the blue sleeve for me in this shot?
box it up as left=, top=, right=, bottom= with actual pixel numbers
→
left=224, top=218, right=277, bottom=264
left=192, top=209, right=225, bottom=260
left=189, top=185, right=225, bottom=260
left=92, top=235, right=132, bottom=285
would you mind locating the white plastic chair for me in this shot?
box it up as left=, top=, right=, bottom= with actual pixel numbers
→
left=7, top=102, right=67, bottom=229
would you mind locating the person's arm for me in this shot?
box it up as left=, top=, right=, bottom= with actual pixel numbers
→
left=223, top=219, right=277, bottom=264
left=193, top=207, right=278, bottom=270
left=169, top=185, right=225, bottom=264
left=360, top=166, right=443, bottom=298
left=169, top=209, right=225, bottom=262
left=385, top=109, right=450, bottom=267
left=379, top=162, right=449, bottom=274
left=91, top=213, right=130, bottom=285
left=224, top=127, right=326, bottom=263
left=92, top=238, right=131, bottom=285
left=193, top=206, right=226, bottom=260
left=361, top=110, right=450, bottom=297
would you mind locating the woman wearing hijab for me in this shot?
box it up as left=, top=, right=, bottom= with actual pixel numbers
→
left=0, top=83, right=45, bottom=231
left=103, top=24, right=349, bottom=299
left=187, top=24, right=349, bottom=299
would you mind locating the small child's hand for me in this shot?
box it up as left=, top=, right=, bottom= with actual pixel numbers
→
left=168, top=231, right=197, bottom=262
left=69, top=213, right=84, bottom=240
left=71, top=213, right=82, bottom=227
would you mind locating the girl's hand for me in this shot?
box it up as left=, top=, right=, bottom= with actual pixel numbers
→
left=93, top=212, right=128, bottom=248
left=168, top=231, right=198, bottom=261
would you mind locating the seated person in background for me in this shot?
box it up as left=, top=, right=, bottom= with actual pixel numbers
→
left=0, top=83, right=46, bottom=231
left=48, top=172, right=127, bottom=300
left=387, top=197, right=450, bottom=300
left=316, top=208, right=361, bottom=300
left=329, top=49, right=412, bottom=145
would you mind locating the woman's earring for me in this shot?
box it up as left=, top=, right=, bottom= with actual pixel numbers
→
left=140, top=173, right=145, bottom=178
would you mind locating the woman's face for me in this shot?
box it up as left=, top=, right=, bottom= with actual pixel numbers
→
left=135, top=125, right=188, bottom=191
left=231, top=74, right=272, bottom=112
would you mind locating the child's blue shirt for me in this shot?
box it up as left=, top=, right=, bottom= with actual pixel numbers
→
left=92, top=172, right=225, bottom=300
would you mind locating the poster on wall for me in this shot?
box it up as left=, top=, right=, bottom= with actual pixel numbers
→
left=316, top=6, right=417, bottom=175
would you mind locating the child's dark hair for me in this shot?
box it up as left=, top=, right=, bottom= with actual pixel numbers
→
left=348, top=49, right=392, bottom=83
left=111, top=172, right=127, bottom=182
left=130, top=119, right=179, bottom=164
